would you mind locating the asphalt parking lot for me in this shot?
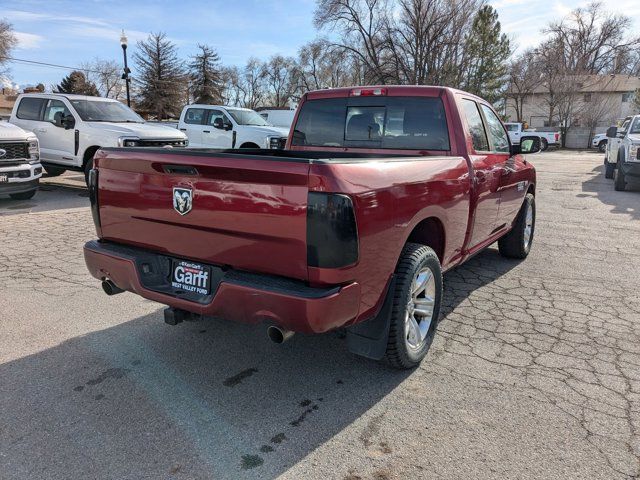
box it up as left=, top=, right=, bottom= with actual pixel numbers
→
left=1, top=150, right=639, bottom=480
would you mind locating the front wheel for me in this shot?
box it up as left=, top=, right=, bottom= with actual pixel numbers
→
left=9, top=189, right=37, bottom=200
left=44, top=165, right=65, bottom=177
left=499, top=193, right=535, bottom=259
left=614, top=159, right=626, bottom=191
left=385, top=243, right=443, bottom=369
left=540, top=138, right=549, bottom=151
left=598, top=141, right=607, bottom=153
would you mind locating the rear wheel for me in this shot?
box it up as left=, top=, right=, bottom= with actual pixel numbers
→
left=605, top=161, right=615, bottom=179
left=44, top=165, right=65, bottom=177
left=540, top=138, right=549, bottom=151
left=9, top=189, right=37, bottom=200
left=384, top=243, right=443, bottom=369
left=499, top=193, right=535, bottom=259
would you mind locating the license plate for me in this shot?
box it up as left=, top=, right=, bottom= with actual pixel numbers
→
left=171, top=260, right=211, bottom=295
left=0, top=175, right=7, bottom=183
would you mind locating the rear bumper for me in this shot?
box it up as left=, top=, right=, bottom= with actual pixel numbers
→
left=83, top=240, right=361, bottom=334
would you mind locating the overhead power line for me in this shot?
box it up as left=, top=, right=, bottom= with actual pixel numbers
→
left=0, top=56, right=108, bottom=74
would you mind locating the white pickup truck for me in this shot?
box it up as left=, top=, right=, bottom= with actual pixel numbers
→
left=178, top=105, right=289, bottom=149
left=604, top=115, right=640, bottom=191
left=0, top=121, right=42, bottom=200
left=505, top=123, right=560, bottom=151
left=10, top=93, right=188, bottom=183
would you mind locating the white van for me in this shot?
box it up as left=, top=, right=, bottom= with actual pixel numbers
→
left=257, top=109, right=296, bottom=129
left=178, top=105, right=289, bottom=149
left=10, top=94, right=188, bottom=182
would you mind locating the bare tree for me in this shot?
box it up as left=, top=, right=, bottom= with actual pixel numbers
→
left=262, top=55, right=298, bottom=107
left=0, top=19, right=17, bottom=77
left=506, top=51, right=542, bottom=123
left=583, top=94, right=616, bottom=147
left=81, top=59, right=125, bottom=99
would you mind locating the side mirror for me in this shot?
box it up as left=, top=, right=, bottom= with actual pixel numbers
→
left=606, top=126, right=617, bottom=138
left=213, top=118, right=224, bottom=130
left=62, top=114, right=75, bottom=130
left=224, top=122, right=233, bottom=131
left=516, top=135, right=541, bottom=154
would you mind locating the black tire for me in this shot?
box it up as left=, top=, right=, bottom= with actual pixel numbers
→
left=598, top=141, right=607, bottom=153
left=9, top=189, right=37, bottom=200
left=614, top=158, right=626, bottom=191
left=384, top=243, right=443, bottom=369
left=499, top=193, right=535, bottom=259
left=84, top=157, right=94, bottom=185
left=239, top=143, right=260, bottom=149
left=540, top=138, right=549, bottom=151
left=44, top=165, right=65, bottom=177
left=605, top=161, right=615, bottom=179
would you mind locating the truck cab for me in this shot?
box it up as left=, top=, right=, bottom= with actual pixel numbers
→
left=0, top=121, right=42, bottom=200
left=178, top=105, right=289, bottom=149
left=604, top=115, right=640, bottom=190
left=10, top=93, right=188, bottom=182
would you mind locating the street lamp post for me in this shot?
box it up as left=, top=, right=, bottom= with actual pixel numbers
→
left=120, top=30, right=131, bottom=107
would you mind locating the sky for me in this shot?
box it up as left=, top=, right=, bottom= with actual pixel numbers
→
left=2, top=0, right=640, bottom=89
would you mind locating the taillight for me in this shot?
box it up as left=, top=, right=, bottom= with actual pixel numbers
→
left=349, top=88, right=387, bottom=97
left=555, top=133, right=559, bottom=141
left=307, top=193, right=359, bottom=268
left=88, top=168, right=101, bottom=231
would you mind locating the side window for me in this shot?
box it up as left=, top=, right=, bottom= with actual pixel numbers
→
left=16, top=97, right=45, bottom=121
left=43, top=100, right=72, bottom=125
left=462, top=99, right=489, bottom=152
left=480, top=105, right=510, bottom=153
left=206, top=109, right=230, bottom=126
left=184, top=108, right=205, bottom=125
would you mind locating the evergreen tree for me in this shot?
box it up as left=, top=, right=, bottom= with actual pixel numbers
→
left=55, top=71, right=99, bottom=96
left=189, top=44, right=223, bottom=104
left=134, top=32, right=185, bottom=119
left=463, top=6, right=511, bottom=103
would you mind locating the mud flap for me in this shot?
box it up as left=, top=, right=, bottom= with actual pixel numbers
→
left=346, top=276, right=395, bottom=360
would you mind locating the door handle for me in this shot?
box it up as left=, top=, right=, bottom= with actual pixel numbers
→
left=179, top=128, right=187, bottom=131
left=203, top=130, right=210, bottom=133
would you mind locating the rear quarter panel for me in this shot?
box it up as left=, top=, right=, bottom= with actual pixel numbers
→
left=308, top=156, right=471, bottom=322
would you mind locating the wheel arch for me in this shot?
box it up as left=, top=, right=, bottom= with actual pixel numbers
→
left=239, top=142, right=260, bottom=149
left=82, top=145, right=101, bottom=169
left=404, top=216, right=446, bottom=264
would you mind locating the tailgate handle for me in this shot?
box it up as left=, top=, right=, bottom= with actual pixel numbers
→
left=163, top=165, right=198, bottom=175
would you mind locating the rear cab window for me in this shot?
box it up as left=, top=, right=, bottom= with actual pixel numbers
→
left=461, top=99, right=489, bottom=152
left=16, top=97, right=46, bottom=121
left=292, top=96, right=450, bottom=151
left=184, top=108, right=206, bottom=125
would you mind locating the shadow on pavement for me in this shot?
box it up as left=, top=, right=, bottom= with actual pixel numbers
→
left=581, top=164, right=640, bottom=220
left=0, top=181, right=88, bottom=215
left=0, top=248, right=519, bottom=479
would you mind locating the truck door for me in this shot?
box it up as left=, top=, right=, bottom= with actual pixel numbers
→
left=203, top=109, right=234, bottom=148
left=608, top=118, right=630, bottom=162
left=38, top=99, right=77, bottom=166
left=479, top=104, right=522, bottom=226
left=180, top=107, right=206, bottom=147
left=461, top=98, right=502, bottom=249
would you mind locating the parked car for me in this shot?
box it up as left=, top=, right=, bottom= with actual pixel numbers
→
left=257, top=108, right=296, bottom=128
left=0, top=121, right=42, bottom=200
left=604, top=115, right=640, bottom=190
left=505, top=122, right=560, bottom=151
left=10, top=94, right=188, bottom=183
left=84, top=85, right=539, bottom=369
left=591, top=133, right=608, bottom=153
left=178, top=105, right=289, bottom=149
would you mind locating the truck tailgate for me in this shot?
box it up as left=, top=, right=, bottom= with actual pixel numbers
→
left=94, top=149, right=310, bottom=281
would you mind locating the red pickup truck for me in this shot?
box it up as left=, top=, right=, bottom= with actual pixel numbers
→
left=84, top=86, right=539, bottom=368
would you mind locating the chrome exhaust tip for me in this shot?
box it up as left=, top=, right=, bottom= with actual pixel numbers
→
left=101, top=279, right=124, bottom=296
left=267, top=325, right=295, bottom=344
